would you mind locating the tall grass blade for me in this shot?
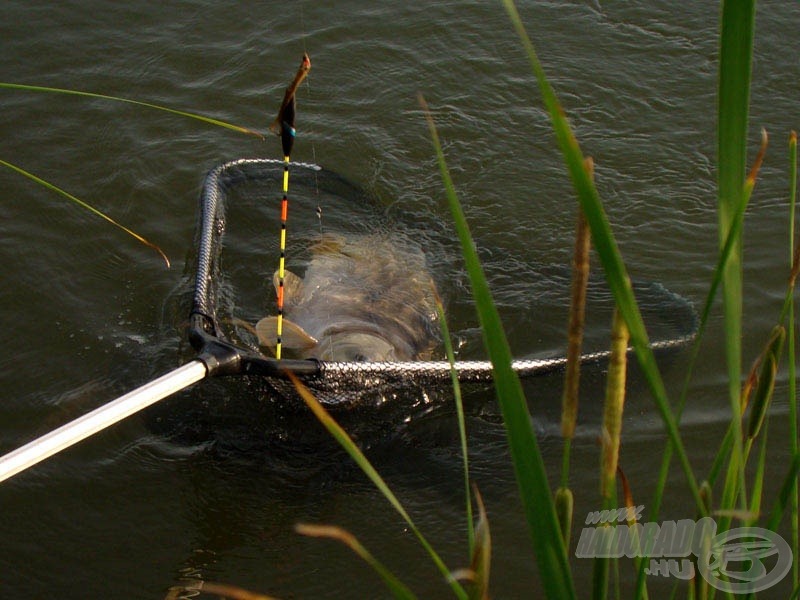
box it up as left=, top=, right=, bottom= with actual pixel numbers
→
left=653, top=130, right=768, bottom=529
left=642, top=127, right=769, bottom=599
left=286, top=372, right=467, bottom=600
left=295, top=524, right=417, bottom=600
left=788, top=130, right=799, bottom=587
left=1, top=159, right=170, bottom=267
left=501, top=0, right=703, bottom=513
left=640, top=3, right=758, bottom=596
left=748, top=420, right=769, bottom=526
left=715, top=366, right=776, bottom=559
left=717, top=0, right=756, bottom=515
left=592, top=548, right=610, bottom=600
left=0, top=82, right=263, bottom=138
left=435, top=296, right=475, bottom=555
left=421, top=94, right=575, bottom=599
left=642, top=192, right=747, bottom=516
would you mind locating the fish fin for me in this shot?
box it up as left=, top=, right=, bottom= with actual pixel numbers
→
left=256, top=316, right=318, bottom=351
left=272, top=270, right=304, bottom=308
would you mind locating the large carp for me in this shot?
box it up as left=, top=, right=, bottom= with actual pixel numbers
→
left=256, top=233, right=440, bottom=361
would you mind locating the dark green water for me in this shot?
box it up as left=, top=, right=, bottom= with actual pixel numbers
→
left=2, top=1, right=799, bottom=597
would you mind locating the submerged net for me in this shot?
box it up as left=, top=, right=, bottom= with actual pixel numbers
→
left=189, top=158, right=697, bottom=409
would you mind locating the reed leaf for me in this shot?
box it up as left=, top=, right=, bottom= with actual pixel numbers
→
left=1, top=159, right=170, bottom=267
left=789, top=129, right=799, bottom=588
left=501, top=0, right=704, bottom=513
left=435, top=296, right=475, bottom=555
left=421, top=94, right=575, bottom=599
left=717, top=0, right=756, bottom=518
left=661, top=130, right=768, bottom=506
left=748, top=419, right=769, bottom=527
left=643, top=130, right=769, bottom=590
left=0, top=82, right=263, bottom=138
left=592, top=548, right=610, bottom=600
left=295, top=524, right=417, bottom=600
left=286, top=372, right=467, bottom=600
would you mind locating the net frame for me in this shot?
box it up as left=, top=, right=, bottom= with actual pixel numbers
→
left=188, top=158, right=696, bottom=407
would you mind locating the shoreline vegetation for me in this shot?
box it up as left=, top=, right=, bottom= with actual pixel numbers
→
left=282, top=1, right=799, bottom=598
left=3, top=0, right=798, bottom=597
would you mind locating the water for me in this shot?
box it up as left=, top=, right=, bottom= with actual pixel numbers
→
left=1, top=1, right=799, bottom=597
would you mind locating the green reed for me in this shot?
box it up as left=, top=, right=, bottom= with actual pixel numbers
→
left=498, top=0, right=798, bottom=597
left=787, top=130, right=799, bottom=588
left=0, top=158, right=170, bottom=267
left=421, top=93, right=576, bottom=599
left=0, top=80, right=271, bottom=269
left=0, top=83, right=263, bottom=138
left=502, top=0, right=706, bottom=520
left=715, top=0, right=756, bottom=531
left=435, top=295, right=476, bottom=557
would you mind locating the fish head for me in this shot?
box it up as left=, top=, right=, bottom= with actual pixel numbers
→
left=256, top=317, right=411, bottom=361
left=314, top=330, right=403, bottom=362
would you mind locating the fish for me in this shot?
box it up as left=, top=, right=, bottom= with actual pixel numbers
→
left=256, top=233, right=441, bottom=362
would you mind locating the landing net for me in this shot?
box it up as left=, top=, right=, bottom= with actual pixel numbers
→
left=189, top=159, right=697, bottom=409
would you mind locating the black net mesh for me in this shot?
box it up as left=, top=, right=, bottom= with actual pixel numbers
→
left=189, top=159, right=697, bottom=410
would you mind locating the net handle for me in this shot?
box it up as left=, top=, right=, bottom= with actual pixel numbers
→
left=0, top=361, right=209, bottom=483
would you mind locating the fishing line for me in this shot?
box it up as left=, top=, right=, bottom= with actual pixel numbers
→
left=300, top=2, right=324, bottom=233
left=270, top=54, right=311, bottom=359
